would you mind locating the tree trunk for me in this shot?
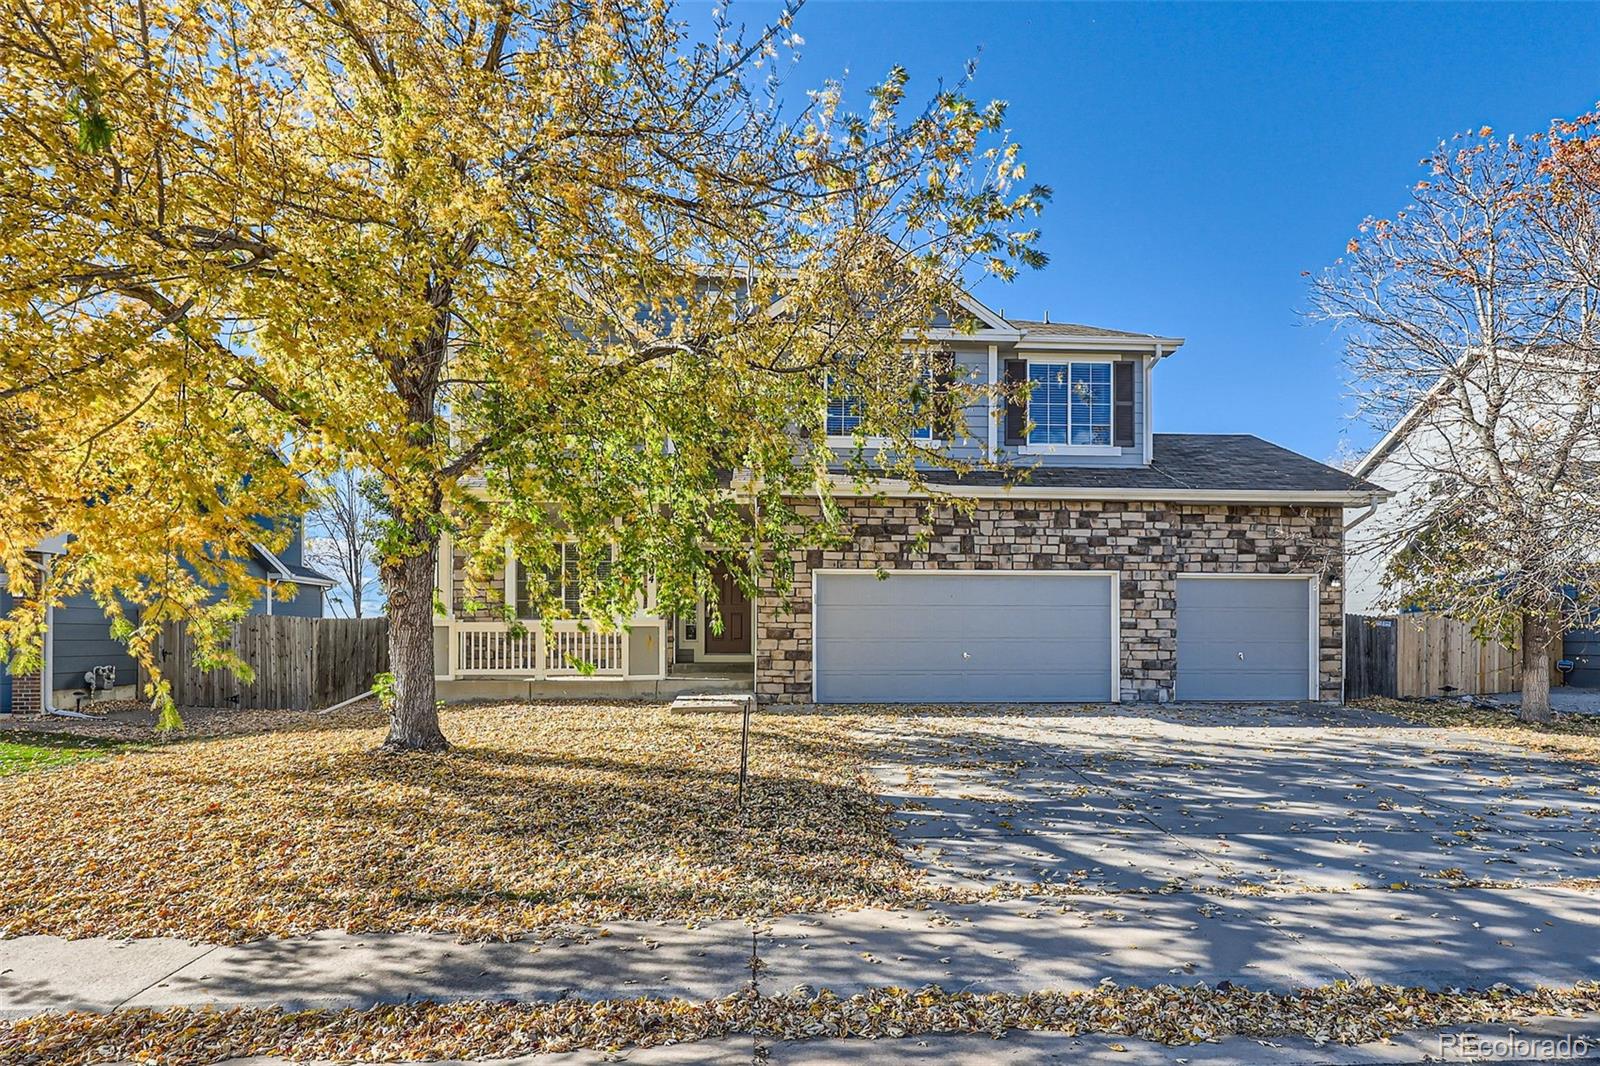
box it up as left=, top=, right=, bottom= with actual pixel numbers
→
left=378, top=540, right=448, bottom=752
left=1519, top=609, right=1555, bottom=725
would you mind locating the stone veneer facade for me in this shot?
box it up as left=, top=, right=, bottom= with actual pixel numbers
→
left=755, top=496, right=1345, bottom=704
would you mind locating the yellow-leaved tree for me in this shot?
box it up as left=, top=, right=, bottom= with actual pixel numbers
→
left=0, top=0, right=1046, bottom=750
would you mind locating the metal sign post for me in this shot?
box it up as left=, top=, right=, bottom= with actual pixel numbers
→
left=736, top=696, right=752, bottom=819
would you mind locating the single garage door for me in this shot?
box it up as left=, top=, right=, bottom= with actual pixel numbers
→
left=1176, top=576, right=1314, bottom=701
left=1562, top=627, right=1600, bottom=688
left=812, top=571, right=1115, bottom=703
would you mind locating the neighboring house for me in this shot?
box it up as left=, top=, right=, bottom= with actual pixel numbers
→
left=3, top=519, right=334, bottom=714
left=1345, top=378, right=1600, bottom=687
left=1344, top=395, right=1443, bottom=619
left=434, top=296, right=1387, bottom=705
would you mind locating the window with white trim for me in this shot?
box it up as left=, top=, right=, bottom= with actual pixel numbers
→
left=826, top=364, right=945, bottom=441
left=1028, top=361, right=1111, bottom=446
left=514, top=543, right=611, bottom=618
left=824, top=376, right=864, bottom=437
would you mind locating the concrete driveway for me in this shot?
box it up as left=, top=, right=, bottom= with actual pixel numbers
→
left=858, top=701, right=1600, bottom=895
left=4, top=701, right=1600, bottom=1065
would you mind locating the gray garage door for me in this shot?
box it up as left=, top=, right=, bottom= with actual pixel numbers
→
left=812, top=572, right=1115, bottom=703
left=1176, top=577, right=1313, bottom=701
left=1562, top=627, right=1600, bottom=688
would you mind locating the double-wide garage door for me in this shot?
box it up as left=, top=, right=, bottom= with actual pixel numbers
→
left=813, top=572, right=1116, bottom=703
left=811, top=570, right=1316, bottom=704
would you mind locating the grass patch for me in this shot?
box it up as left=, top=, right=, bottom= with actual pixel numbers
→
left=1358, top=697, right=1600, bottom=762
left=0, top=732, right=129, bottom=776
left=0, top=702, right=916, bottom=942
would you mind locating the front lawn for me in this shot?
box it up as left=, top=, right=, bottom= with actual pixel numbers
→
left=0, top=732, right=129, bottom=776
left=1360, top=697, right=1600, bottom=762
left=0, top=702, right=914, bottom=942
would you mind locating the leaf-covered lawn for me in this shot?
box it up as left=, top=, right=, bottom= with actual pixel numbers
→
left=0, top=702, right=916, bottom=942
left=0, top=732, right=129, bottom=776
left=1361, top=697, right=1600, bottom=762
left=5, top=982, right=1599, bottom=1064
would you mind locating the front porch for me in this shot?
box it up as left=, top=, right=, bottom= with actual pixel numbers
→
left=432, top=616, right=753, bottom=702
left=433, top=539, right=756, bottom=701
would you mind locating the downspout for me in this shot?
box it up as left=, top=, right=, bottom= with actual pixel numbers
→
left=1145, top=345, right=1159, bottom=462
left=39, top=556, right=52, bottom=714
left=1343, top=502, right=1379, bottom=534
left=1339, top=499, right=1381, bottom=707
left=27, top=553, right=93, bottom=719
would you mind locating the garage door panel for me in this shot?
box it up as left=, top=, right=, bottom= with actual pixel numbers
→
left=815, top=576, right=1110, bottom=611
left=1178, top=610, right=1308, bottom=645
left=1562, top=628, right=1600, bottom=688
left=1177, top=667, right=1308, bottom=702
left=817, top=634, right=1110, bottom=674
left=1177, top=577, right=1312, bottom=701
left=817, top=604, right=1105, bottom=643
left=1179, top=578, right=1309, bottom=612
left=813, top=572, right=1114, bottom=704
left=819, top=668, right=1110, bottom=704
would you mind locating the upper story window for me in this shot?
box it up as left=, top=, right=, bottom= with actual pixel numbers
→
left=827, top=364, right=945, bottom=442
left=1028, top=361, right=1111, bottom=446
left=824, top=380, right=864, bottom=437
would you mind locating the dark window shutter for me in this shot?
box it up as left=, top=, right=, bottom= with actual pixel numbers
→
left=1003, top=359, right=1027, bottom=445
left=930, top=352, right=958, bottom=431
left=1113, top=361, right=1135, bottom=448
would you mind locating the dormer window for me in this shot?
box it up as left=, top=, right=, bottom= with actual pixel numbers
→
left=1027, top=360, right=1111, bottom=446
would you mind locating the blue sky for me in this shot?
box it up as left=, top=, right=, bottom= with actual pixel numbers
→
left=720, top=1, right=1600, bottom=463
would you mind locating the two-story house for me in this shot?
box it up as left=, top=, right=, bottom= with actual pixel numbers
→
left=431, top=295, right=1387, bottom=705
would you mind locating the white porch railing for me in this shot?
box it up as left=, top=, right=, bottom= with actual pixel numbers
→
left=441, top=618, right=666, bottom=681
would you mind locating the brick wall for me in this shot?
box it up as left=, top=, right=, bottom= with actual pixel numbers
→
left=756, top=496, right=1345, bottom=704
left=8, top=667, right=40, bottom=715
left=5, top=562, right=44, bottom=714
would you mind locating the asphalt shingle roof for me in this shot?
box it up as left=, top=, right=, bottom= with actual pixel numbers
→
left=283, top=560, right=336, bottom=585
left=1009, top=319, right=1167, bottom=339
left=846, top=434, right=1386, bottom=497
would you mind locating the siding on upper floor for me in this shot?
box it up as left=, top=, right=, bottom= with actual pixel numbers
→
left=255, top=514, right=308, bottom=567
left=831, top=343, right=1152, bottom=470
left=0, top=578, right=12, bottom=711
left=263, top=581, right=325, bottom=618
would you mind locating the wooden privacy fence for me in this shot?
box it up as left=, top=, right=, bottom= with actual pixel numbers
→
left=147, top=616, right=389, bottom=710
left=1345, top=613, right=1522, bottom=699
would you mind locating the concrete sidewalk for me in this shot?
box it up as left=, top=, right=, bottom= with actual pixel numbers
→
left=3, top=886, right=1598, bottom=1018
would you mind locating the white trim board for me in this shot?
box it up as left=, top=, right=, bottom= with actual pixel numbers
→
left=820, top=475, right=1390, bottom=506
left=809, top=567, right=1121, bottom=705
